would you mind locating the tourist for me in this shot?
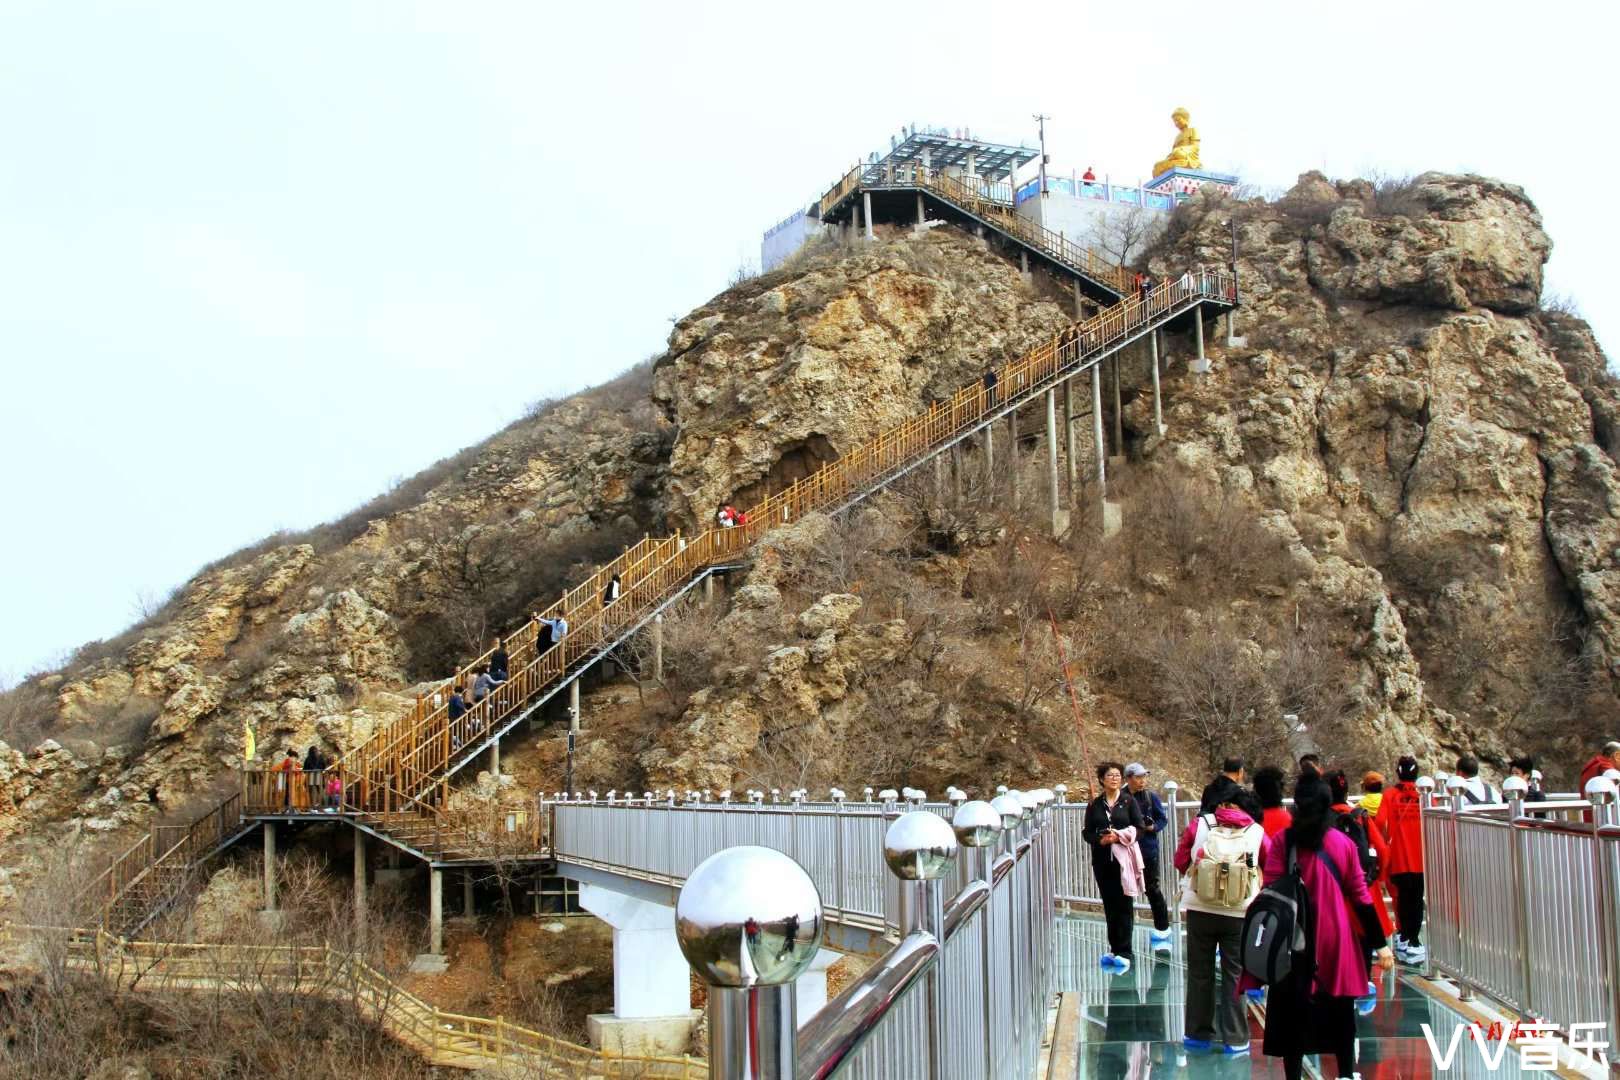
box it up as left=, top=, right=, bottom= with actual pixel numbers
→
left=448, top=685, right=467, bottom=722
left=1081, top=761, right=1145, bottom=975
left=1083, top=165, right=1096, bottom=182
left=553, top=613, right=569, bottom=641
left=273, top=748, right=299, bottom=810
left=1124, top=763, right=1172, bottom=951
left=603, top=572, right=622, bottom=607
left=1454, top=754, right=1498, bottom=806
left=1257, top=774, right=1393, bottom=1080
left=1509, top=755, right=1547, bottom=802
left=1254, top=765, right=1292, bottom=837
left=734, top=508, right=748, bottom=527
left=1357, top=771, right=1385, bottom=815
left=472, top=665, right=496, bottom=704
left=1376, top=755, right=1427, bottom=965
left=1578, top=739, right=1620, bottom=793
left=534, top=615, right=555, bottom=654
left=1325, top=768, right=1392, bottom=938
left=324, top=771, right=342, bottom=812
left=983, top=366, right=998, bottom=407
left=302, top=744, right=326, bottom=774
left=1138, top=274, right=1152, bottom=302
left=1298, top=753, right=1323, bottom=778
left=717, top=505, right=735, bottom=528
left=490, top=636, right=510, bottom=682
left=1198, top=756, right=1247, bottom=814
left=1174, top=786, right=1264, bottom=1054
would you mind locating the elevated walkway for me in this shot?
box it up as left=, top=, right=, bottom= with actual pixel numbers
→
left=816, top=162, right=1136, bottom=302
left=89, top=222, right=1236, bottom=940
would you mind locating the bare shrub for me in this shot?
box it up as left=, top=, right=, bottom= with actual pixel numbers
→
left=1364, top=170, right=1424, bottom=219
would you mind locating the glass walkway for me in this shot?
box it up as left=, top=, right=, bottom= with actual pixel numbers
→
left=1054, top=916, right=1570, bottom=1079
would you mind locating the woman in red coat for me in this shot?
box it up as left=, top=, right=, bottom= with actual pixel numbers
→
left=1376, top=755, right=1426, bottom=964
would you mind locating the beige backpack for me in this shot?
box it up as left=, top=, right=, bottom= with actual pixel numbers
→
left=1192, top=815, right=1257, bottom=908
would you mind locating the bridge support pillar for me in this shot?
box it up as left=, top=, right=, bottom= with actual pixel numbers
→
left=915, top=193, right=925, bottom=228
left=1045, top=388, right=1062, bottom=537
left=703, top=574, right=715, bottom=604
left=488, top=735, right=500, bottom=777
left=1008, top=411, right=1020, bottom=511
left=984, top=424, right=994, bottom=502
left=1063, top=377, right=1077, bottom=503
left=932, top=454, right=945, bottom=504
left=651, top=614, right=664, bottom=682
left=863, top=192, right=874, bottom=241
left=463, top=869, right=475, bottom=918
left=950, top=444, right=963, bottom=505
left=1073, top=281, right=1083, bottom=319
left=1091, top=366, right=1121, bottom=536
left=1227, top=308, right=1236, bottom=347
left=261, top=822, right=277, bottom=911
left=1111, top=355, right=1124, bottom=458
left=430, top=868, right=444, bottom=954
left=580, top=884, right=699, bottom=1055
left=1019, top=250, right=1030, bottom=278
left=569, top=681, right=581, bottom=733
left=1191, top=310, right=1210, bottom=374
left=1150, top=334, right=1164, bottom=434
left=353, top=831, right=368, bottom=944
left=794, top=948, right=843, bottom=1028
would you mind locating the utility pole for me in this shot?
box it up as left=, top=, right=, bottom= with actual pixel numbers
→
left=1033, top=113, right=1050, bottom=196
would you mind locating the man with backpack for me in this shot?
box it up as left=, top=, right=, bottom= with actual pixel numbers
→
left=1454, top=754, right=1499, bottom=806
left=1376, top=755, right=1427, bottom=964
left=1172, top=787, right=1265, bottom=1054
left=1124, top=763, right=1173, bottom=952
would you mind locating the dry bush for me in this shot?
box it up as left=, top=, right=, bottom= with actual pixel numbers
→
left=1122, top=471, right=1294, bottom=592
left=1364, top=170, right=1424, bottom=219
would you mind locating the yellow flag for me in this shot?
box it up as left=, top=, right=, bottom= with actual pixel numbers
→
left=243, top=719, right=256, bottom=763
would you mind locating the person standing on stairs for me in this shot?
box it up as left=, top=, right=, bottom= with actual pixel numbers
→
left=490, top=636, right=510, bottom=682
left=302, top=745, right=326, bottom=808
left=603, top=572, right=622, bottom=607
left=983, top=366, right=998, bottom=408
left=1082, top=761, right=1145, bottom=975
left=274, top=748, right=300, bottom=810
left=1124, top=763, right=1173, bottom=952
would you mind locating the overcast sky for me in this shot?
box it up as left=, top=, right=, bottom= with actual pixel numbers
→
left=1, top=0, right=1611, bottom=679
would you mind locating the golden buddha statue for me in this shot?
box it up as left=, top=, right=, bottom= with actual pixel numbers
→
left=1152, top=107, right=1201, bottom=177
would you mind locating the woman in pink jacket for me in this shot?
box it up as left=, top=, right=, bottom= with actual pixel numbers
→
left=1257, top=773, right=1394, bottom=1080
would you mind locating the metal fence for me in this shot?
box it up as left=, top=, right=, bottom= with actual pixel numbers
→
left=1423, top=782, right=1620, bottom=1056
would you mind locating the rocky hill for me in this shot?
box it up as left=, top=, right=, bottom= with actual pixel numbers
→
left=1, top=171, right=1615, bottom=897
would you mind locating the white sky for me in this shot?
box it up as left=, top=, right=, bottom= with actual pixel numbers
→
left=1, top=0, right=1612, bottom=678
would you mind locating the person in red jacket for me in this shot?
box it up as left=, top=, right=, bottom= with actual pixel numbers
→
left=1376, top=755, right=1426, bottom=964
left=1578, top=740, right=1620, bottom=794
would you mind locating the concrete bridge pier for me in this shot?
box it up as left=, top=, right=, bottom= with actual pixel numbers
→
left=1045, top=388, right=1062, bottom=537
left=353, top=832, right=368, bottom=945
left=580, top=884, right=699, bottom=1055
left=863, top=192, right=874, bottom=241
left=1091, top=366, right=1122, bottom=537
left=1064, top=378, right=1077, bottom=503
left=1008, top=410, right=1020, bottom=511
left=794, top=948, right=844, bottom=1028
left=1150, top=333, right=1165, bottom=434
left=261, top=822, right=276, bottom=912
left=984, top=424, right=995, bottom=502
left=1191, top=310, right=1210, bottom=374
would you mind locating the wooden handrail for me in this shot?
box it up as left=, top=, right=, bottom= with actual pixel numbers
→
left=16, top=926, right=702, bottom=1075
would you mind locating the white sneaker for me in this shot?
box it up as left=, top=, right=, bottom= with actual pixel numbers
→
left=1113, top=956, right=1132, bottom=976
left=1150, top=929, right=1173, bottom=952
left=1401, top=942, right=1427, bottom=965
left=1392, top=936, right=1410, bottom=962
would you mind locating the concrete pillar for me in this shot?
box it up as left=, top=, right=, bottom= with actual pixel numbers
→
left=1073, top=281, right=1083, bottom=319
left=1227, top=309, right=1236, bottom=347
left=1111, top=355, right=1124, bottom=456
left=966, top=151, right=976, bottom=177
left=262, top=822, right=277, bottom=911
left=1091, top=366, right=1107, bottom=498
left=580, top=884, right=698, bottom=1055
left=1150, top=335, right=1164, bottom=434
left=794, top=949, right=843, bottom=1029
left=863, top=192, right=874, bottom=241
left=1064, top=377, right=1078, bottom=500
left=569, top=680, right=581, bottom=733
left=1192, top=311, right=1210, bottom=374
left=703, top=574, right=714, bottom=604
left=463, top=870, right=475, bottom=917
left=488, top=735, right=500, bottom=776
left=1019, top=250, right=1029, bottom=276
left=651, top=614, right=664, bottom=682
left=353, top=831, right=367, bottom=943
left=1045, top=388, right=1061, bottom=537
left=916, top=193, right=925, bottom=227
left=429, top=868, right=444, bottom=955
left=984, top=424, right=994, bottom=499
left=933, top=454, right=946, bottom=503
left=921, top=146, right=931, bottom=177
left=951, top=444, right=963, bottom=504
left=1008, top=411, right=1020, bottom=511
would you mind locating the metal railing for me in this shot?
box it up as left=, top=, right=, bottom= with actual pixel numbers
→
left=1423, top=777, right=1620, bottom=1059
left=665, top=790, right=1056, bottom=1079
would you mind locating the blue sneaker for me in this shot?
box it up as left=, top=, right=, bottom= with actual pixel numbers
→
left=1244, top=988, right=1266, bottom=1002
left=1149, top=929, right=1173, bottom=952
left=1112, top=956, right=1131, bottom=976
left=1099, top=953, right=1118, bottom=972
left=1356, top=981, right=1378, bottom=1016
left=1182, top=1037, right=1213, bottom=1053
left=1221, top=1042, right=1251, bottom=1056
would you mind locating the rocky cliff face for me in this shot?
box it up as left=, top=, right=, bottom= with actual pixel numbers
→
left=3, top=173, right=1614, bottom=886
left=1135, top=172, right=1618, bottom=764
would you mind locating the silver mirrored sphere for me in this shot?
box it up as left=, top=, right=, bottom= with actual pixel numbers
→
left=676, top=846, right=825, bottom=989
left=952, top=800, right=1003, bottom=847
left=884, top=810, right=958, bottom=880
left=990, top=793, right=1024, bottom=830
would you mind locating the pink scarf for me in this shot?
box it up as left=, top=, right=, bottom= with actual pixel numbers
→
left=1109, top=825, right=1146, bottom=897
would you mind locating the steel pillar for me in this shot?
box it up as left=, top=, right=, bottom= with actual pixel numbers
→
left=1091, top=366, right=1107, bottom=498
left=1111, top=355, right=1123, bottom=456
left=353, top=830, right=367, bottom=943
left=863, top=192, right=874, bottom=241
left=262, top=822, right=277, bottom=911
left=1045, top=389, right=1060, bottom=536
left=569, top=681, right=581, bottom=733
left=1063, top=377, right=1077, bottom=500
left=1150, top=334, right=1164, bottom=434
left=1008, top=410, right=1020, bottom=511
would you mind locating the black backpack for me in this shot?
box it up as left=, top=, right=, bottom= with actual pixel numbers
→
left=1240, top=838, right=1315, bottom=987
left=1333, top=807, right=1379, bottom=886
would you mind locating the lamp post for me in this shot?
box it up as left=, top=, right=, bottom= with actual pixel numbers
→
left=1033, top=113, right=1050, bottom=196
